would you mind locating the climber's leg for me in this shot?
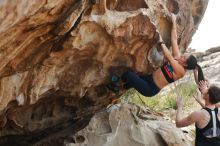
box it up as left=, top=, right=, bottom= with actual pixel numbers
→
left=121, top=71, right=160, bottom=97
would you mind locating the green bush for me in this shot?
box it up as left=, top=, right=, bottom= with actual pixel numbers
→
left=121, top=81, right=197, bottom=111
left=163, top=94, right=177, bottom=110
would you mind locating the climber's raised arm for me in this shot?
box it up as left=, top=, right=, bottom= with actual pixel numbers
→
left=159, top=35, right=185, bottom=77
left=171, top=13, right=181, bottom=58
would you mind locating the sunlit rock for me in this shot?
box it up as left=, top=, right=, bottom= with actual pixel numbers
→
left=65, top=104, right=192, bottom=146
left=0, top=0, right=208, bottom=145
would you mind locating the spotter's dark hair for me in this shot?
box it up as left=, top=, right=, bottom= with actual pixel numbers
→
left=208, top=86, right=220, bottom=104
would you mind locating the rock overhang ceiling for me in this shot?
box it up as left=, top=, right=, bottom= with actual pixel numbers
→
left=0, top=0, right=209, bottom=145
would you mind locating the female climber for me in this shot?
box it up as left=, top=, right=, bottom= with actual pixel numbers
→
left=119, top=13, right=203, bottom=97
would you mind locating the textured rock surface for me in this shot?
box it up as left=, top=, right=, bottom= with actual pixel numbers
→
left=0, top=0, right=208, bottom=145
left=65, top=103, right=192, bottom=146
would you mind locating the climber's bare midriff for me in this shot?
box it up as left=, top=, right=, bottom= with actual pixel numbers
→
left=153, top=68, right=185, bottom=89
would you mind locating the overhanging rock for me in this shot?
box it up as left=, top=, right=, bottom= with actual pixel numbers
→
left=0, top=0, right=208, bottom=145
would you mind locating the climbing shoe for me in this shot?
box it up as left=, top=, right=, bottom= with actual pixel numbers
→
left=111, top=75, right=120, bottom=83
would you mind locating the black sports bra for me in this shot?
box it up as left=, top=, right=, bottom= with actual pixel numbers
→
left=161, top=62, right=174, bottom=83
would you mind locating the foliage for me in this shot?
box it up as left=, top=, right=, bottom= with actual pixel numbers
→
left=121, top=81, right=197, bottom=111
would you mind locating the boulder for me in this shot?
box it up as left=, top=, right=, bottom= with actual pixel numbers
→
left=65, top=104, right=192, bottom=146
left=0, top=0, right=208, bottom=145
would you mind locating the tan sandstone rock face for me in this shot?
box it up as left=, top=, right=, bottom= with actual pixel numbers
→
left=0, top=0, right=208, bottom=145
left=65, top=104, right=192, bottom=146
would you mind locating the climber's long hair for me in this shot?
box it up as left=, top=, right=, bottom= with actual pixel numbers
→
left=185, top=55, right=205, bottom=82
left=197, top=64, right=205, bottom=82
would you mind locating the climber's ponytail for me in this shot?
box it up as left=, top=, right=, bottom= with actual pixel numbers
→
left=197, top=64, right=205, bottom=82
